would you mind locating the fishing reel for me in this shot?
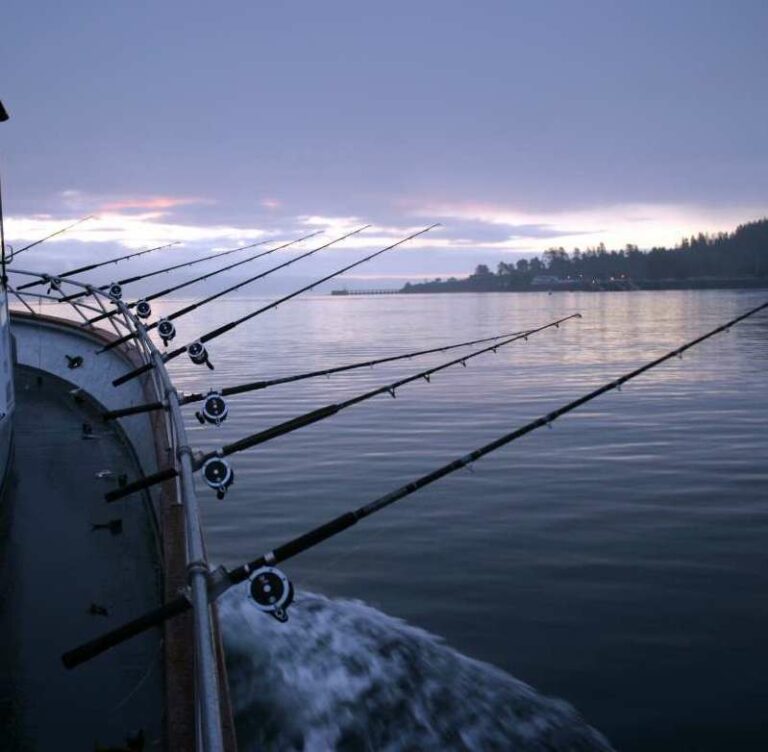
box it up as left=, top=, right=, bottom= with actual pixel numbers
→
left=195, top=391, right=229, bottom=427
left=135, top=299, right=152, bottom=320
left=201, top=456, right=234, bottom=499
left=157, top=318, right=176, bottom=346
left=188, top=341, right=214, bottom=370
left=46, top=276, right=62, bottom=294
left=249, top=566, right=294, bottom=623
left=108, top=282, right=123, bottom=301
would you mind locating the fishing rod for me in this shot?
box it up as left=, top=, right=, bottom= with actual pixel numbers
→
left=105, top=313, right=578, bottom=502
left=10, top=215, right=94, bottom=259
left=62, top=300, right=768, bottom=669
left=15, top=241, right=180, bottom=292
left=102, top=326, right=542, bottom=420
left=81, top=231, right=322, bottom=326
left=58, top=235, right=284, bottom=305
left=99, top=226, right=368, bottom=354
left=111, top=224, right=439, bottom=387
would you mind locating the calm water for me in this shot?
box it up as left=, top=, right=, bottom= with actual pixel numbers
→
left=75, top=290, right=768, bottom=748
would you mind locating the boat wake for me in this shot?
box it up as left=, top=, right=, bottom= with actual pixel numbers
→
left=219, top=585, right=613, bottom=751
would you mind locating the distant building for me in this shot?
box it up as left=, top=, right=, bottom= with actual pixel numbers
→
left=531, top=274, right=569, bottom=288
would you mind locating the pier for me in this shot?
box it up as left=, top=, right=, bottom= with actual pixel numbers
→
left=331, top=288, right=402, bottom=296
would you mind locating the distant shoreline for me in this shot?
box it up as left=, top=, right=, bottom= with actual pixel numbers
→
left=332, top=278, right=768, bottom=296
left=362, top=217, right=768, bottom=298
left=399, top=278, right=768, bottom=294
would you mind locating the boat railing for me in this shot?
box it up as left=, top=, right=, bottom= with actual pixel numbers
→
left=8, top=270, right=227, bottom=752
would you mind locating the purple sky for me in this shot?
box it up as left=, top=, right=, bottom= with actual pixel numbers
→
left=3, top=0, right=767, bottom=288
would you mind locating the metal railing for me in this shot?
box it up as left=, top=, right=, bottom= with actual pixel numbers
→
left=8, top=270, right=226, bottom=752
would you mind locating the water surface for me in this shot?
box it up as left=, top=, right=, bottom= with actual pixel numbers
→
left=119, top=290, right=768, bottom=748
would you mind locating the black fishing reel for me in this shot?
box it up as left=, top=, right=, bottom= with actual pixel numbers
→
left=46, top=276, right=62, bottom=294
left=195, top=391, right=228, bottom=426
left=249, top=566, right=294, bottom=622
left=108, top=282, right=123, bottom=301
left=201, top=456, right=234, bottom=499
left=188, top=341, right=214, bottom=370
left=157, top=318, right=176, bottom=346
left=135, top=299, right=152, bottom=320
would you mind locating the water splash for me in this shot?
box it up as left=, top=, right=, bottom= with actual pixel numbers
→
left=220, top=586, right=613, bottom=751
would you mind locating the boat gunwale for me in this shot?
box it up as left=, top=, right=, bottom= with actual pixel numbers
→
left=8, top=305, right=237, bottom=751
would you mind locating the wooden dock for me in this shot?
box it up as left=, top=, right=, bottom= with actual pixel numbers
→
left=330, top=289, right=402, bottom=296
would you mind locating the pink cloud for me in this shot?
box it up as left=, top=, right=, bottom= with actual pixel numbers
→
left=260, top=198, right=282, bottom=210
left=99, top=195, right=204, bottom=212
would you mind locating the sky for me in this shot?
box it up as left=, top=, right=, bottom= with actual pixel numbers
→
left=2, top=0, right=767, bottom=288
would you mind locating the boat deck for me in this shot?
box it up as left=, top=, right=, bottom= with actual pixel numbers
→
left=0, top=366, right=164, bottom=749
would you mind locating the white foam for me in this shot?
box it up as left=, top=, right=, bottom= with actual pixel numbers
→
left=219, top=585, right=613, bottom=751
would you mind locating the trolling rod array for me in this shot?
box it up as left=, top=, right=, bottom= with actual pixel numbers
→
left=59, top=236, right=283, bottom=305
left=78, top=231, right=322, bottom=324
left=102, top=326, right=546, bottom=420
left=106, top=313, right=579, bottom=500
left=111, top=224, right=439, bottom=385
left=61, top=240, right=268, bottom=302
left=61, top=300, right=768, bottom=669
left=15, top=241, right=181, bottom=291
left=98, top=226, right=367, bottom=353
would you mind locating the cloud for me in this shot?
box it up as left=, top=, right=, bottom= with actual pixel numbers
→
left=413, top=200, right=768, bottom=252
left=6, top=193, right=766, bottom=282
left=338, top=272, right=470, bottom=281
left=99, top=195, right=208, bottom=212
left=4, top=211, right=274, bottom=251
left=4, top=210, right=445, bottom=258
left=260, top=198, right=282, bottom=210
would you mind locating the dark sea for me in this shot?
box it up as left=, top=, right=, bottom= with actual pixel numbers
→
left=156, top=289, right=767, bottom=750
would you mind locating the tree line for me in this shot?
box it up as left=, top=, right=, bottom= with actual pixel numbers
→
left=403, top=218, right=768, bottom=292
